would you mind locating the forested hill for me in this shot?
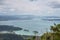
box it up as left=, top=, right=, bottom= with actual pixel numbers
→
left=0, top=33, right=24, bottom=40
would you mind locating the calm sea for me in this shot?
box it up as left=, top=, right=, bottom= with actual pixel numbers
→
left=0, top=19, right=60, bottom=35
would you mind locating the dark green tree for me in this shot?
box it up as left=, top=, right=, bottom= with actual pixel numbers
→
left=51, top=23, right=60, bottom=32
left=33, top=31, right=38, bottom=40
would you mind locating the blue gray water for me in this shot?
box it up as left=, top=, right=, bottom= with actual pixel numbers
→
left=0, top=19, right=60, bottom=36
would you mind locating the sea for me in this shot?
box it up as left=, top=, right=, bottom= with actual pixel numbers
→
left=0, top=19, right=60, bottom=36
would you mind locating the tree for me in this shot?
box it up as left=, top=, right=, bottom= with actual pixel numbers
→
left=41, top=23, right=60, bottom=40
left=33, top=31, right=38, bottom=36
left=50, top=23, right=60, bottom=32
left=50, top=23, right=60, bottom=40
left=33, top=31, right=38, bottom=40
left=24, top=29, right=29, bottom=32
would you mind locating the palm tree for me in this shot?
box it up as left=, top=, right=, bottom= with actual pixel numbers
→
left=23, top=29, right=30, bottom=40
left=33, top=31, right=38, bottom=36
left=24, top=29, right=29, bottom=32
left=33, top=31, right=38, bottom=40
left=50, top=23, right=60, bottom=40
left=50, top=23, right=60, bottom=33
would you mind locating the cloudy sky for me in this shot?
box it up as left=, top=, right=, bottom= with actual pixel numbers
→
left=0, top=0, right=60, bottom=16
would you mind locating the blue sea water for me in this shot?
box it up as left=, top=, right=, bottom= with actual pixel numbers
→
left=0, top=19, right=60, bottom=36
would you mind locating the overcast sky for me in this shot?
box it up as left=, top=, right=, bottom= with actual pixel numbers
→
left=0, top=0, right=60, bottom=16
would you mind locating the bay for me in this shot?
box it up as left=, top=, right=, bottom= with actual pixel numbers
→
left=0, top=19, right=60, bottom=36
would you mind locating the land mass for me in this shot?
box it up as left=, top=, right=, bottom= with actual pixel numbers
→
left=0, top=33, right=24, bottom=40
left=0, top=25, right=22, bottom=31
left=0, top=15, right=35, bottom=21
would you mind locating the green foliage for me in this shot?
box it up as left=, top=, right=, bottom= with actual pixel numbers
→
left=51, top=23, right=60, bottom=32
left=33, top=31, right=38, bottom=35
left=32, top=36, right=36, bottom=40
left=27, top=39, right=31, bottom=40
left=41, top=23, right=60, bottom=40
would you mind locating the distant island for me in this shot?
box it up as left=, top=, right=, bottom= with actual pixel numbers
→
left=41, top=16, right=60, bottom=21
left=0, top=15, right=60, bottom=21
left=0, top=15, right=35, bottom=21
left=42, top=19, right=60, bottom=21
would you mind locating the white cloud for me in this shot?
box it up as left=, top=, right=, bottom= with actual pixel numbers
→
left=0, top=0, right=60, bottom=16
left=4, top=0, right=44, bottom=12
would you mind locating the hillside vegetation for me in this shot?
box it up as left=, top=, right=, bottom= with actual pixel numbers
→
left=41, top=23, right=60, bottom=40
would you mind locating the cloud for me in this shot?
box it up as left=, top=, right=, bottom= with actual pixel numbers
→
left=48, top=1, right=60, bottom=8
left=0, top=0, right=60, bottom=16
left=29, top=0, right=37, bottom=2
left=0, top=0, right=3, bottom=5
left=0, top=0, right=46, bottom=15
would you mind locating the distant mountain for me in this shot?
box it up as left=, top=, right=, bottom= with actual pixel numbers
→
left=1, top=15, right=60, bottom=21
left=41, top=16, right=60, bottom=21
left=0, top=15, right=35, bottom=21
left=42, top=19, right=60, bottom=21
left=41, top=16, right=60, bottom=18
